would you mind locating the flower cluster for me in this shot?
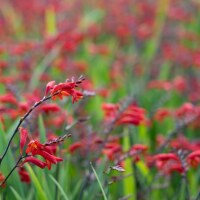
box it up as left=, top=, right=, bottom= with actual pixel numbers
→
left=102, top=103, right=147, bottom=126
left=45, top=76, right=85, bottom=103
left=19, top=128, right=63, bottom=170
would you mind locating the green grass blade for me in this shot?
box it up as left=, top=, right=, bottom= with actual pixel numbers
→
left=90, top=162, right=108, bottom=200
left=0, top=122, right=24, bottom=197
left=38, top=115, right=46, bottom=143
left=10, top=186, right=23, bottom=200
left=26, top=165, right=47, bottom=200
left=122, top=129, right=135, bottom=199
left=49, top=174, right=69, bottom=200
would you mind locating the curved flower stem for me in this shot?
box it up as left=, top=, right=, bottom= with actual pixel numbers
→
left=0, top=155, right=26, bottom=187
left=0, top=93, right=58, bottom=166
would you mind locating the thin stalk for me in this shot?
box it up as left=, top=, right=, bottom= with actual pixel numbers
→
left=0, top=93, right=58, bottom=166
left=54, top=163, right=60, bottom=200
left=0, top=155, right=26, bottom=187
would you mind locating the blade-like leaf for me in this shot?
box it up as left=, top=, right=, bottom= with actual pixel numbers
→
left=26, top=165, right=47, bottom=200
left=49, top=174, right=69, bottom=200
left=90, top=162, right=108, bottom=200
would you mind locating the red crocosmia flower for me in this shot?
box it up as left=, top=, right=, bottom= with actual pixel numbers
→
left=154, top=108, right=171, bottom=122
left=187, top=150, right=200, bottom=168
left=0, top=172, right=5, bottom=188
left=175, top=102, right=196, bottom=118
left=172, top=76, right=187, bottom=92
left=153, top=153, right=179, bottom=162
left=165, top=163, right=185, bottom=175
left=102, top=142, right=121, bottom=160
left=40, top=104, right=61, bottom=113
left=68, top=142, right=83, bottom=154
left=170, top=135, right=195, bottom=151
left=26, top=140, right=44, bottom=156
left=18, top=167, right=30, bottom=183
left=0, top=93, right=18, bottom=105
left=23, top=157, right=47, bottom=169
left=45, top=81, right=56, bottom=96
left=148, top=80, right=172, bottom=91
left=18, top=102, right=29, bottom=114
left=26, top=140, right=63, bottom=170
left=36, top=151, right=63, bottom=169
left=131, top=144, right=148, bottom=152
left=45, top=78, right=84, bottom=103
left=130, top=144, right=148, bottom=163
left=152, top=153, right=185, bottom=174
left=117, top=105, right=146, bottom=126
left=19, top=127, right=28, bottom=155
left=102, top=103, right=119, bottom=122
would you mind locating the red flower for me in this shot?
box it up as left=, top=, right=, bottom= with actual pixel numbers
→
left=45, top=81, right=55, bottom=96
left=117, top=104, right=146, bottom=126
left=0, top=172, right=5, bottom=188
left=40, top=104, right=61, bottom=113
left=0, top=93, right=18, bottom=105
left=26, top=140, right=44, bottom=155
left=131, top=144, right=148, bottom=152
left=36, top=151, right=63, bottom=169
left=102, top=103, right=119, bottom=122
left=187, top=150, right=200, bottom=168
left=18, top=167, right=31, bottom=183
left=153, top=153, right=179, bottom=162
left=19, top=127, right=28, bottom=155
left=45, top=77, right=84, bottom=103
left=148, top=80, right=172, bottom=91
left=23, top=156, right=47, bottom=169
left=102, top=142, right=121, bottom=160
left=153, top=153, right=184, bottom=174
left=154, top=108, right=171, bottom=122
left=68, top=142, right=83, bottom=154
left=25, top=140, right=63, bottom=170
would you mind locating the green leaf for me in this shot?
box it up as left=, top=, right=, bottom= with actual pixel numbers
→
left=38, top=115, right=46, bottom=143
left=26, top=165, right=48, bottom=200
left=90, top=162, right=108, bottom=200
left=49, top=174, right=69, bottom=200
left=122, top=129, right=135, bottom=199
left=0, top=122, right=23, bottom=197
left=10, top=186, right=23, bottom=200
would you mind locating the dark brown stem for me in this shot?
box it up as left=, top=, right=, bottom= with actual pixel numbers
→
left=0, top=93, right=58, bottom=166
left=0, top=155, right=26, bottom=187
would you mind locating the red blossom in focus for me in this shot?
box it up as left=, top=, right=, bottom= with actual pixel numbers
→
left=25, top=140, right=63, bottom=170
left=23, top=156, right=47, bottom=169
left=45, top=77, right=84, bottom=103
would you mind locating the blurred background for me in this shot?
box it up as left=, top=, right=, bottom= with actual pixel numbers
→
left=1, top=0, right=200, bottom=200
